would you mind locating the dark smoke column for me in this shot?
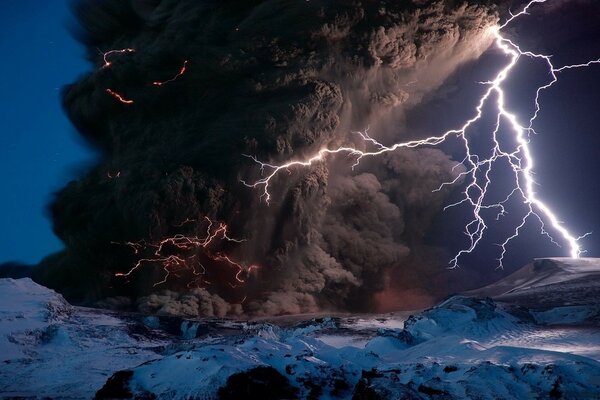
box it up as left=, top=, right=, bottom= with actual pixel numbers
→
left=37, top=0, right=499, bottom=316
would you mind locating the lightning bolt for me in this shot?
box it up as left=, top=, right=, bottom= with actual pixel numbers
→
left=113, top=216, right=259, bottom=288
left=99, top=48, right=136, bottom=69
left=243, top=0, right=599, bottom=268
left=152, top=60, right=189, bottom=86
left=105, top=88, right=135, bottom=104
left=99, top=50, right=188, bottom=104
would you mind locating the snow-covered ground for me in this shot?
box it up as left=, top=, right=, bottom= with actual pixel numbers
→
left=1, top=258, right=600, bottom=399
left=0, top=278, right=169, bottom=398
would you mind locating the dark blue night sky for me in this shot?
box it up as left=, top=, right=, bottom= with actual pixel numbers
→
left=0, top=0, right=95, bottom=264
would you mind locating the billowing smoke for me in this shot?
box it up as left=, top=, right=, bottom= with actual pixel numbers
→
left=26, top=0, right=504, bottom=316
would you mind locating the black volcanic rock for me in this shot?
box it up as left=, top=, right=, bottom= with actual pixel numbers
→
left=218, top=366, right=298, bottom=400
left=95, top=370, right=136, bottom=399
left=352, top=370, right=421, bottom=400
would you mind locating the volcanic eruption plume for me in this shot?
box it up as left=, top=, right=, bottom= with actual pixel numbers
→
left=14, top=0, right=561, bottom=316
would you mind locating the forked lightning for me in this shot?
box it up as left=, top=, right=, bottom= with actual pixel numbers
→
left=244, top=0, right=599, bottom=268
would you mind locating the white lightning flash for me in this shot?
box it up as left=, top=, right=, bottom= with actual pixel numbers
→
left=243, top=0, right=599, bottom=268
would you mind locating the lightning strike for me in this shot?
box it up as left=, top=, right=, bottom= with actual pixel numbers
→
left=152, top=60, right=188, bottom=86
left=99, top=48, right=135, bottom=69
left=114, top=216, right=258, bottom=288
left=244, top=0, right=598, bottom=268
left=105, top=88, right=134, bottom=104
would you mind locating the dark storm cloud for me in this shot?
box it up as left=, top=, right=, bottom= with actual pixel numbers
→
left=20, top=0, right=504, bottom=315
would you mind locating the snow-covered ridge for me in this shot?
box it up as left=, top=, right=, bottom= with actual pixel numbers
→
left=1, top=261, right=600, bottom=399
left=468, top=258, right=600, bottom=297
left=466, top=258, right=600, bottom=322
left=101, top=295, right=600, bottom=399
left=0, top=278, right=169, bottom=398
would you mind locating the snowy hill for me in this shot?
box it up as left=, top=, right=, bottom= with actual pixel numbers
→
left=1, top=259, right=600, bottom=399
left=465, top=257, right=600, bottom=325
left=0, top=278, right=169, bottom=398
left=466, top=258, right=600, bottom=299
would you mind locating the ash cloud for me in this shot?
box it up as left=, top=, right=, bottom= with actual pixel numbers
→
left=23, top=0, right=504, bottom=315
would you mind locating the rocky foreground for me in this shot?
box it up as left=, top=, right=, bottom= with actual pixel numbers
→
left=1, top=258, right=600, bottom=399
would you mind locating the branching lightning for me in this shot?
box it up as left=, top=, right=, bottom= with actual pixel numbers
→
left=243, top=0, right=599, bottom=268
left=114, top=216, right=259, bottom=288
